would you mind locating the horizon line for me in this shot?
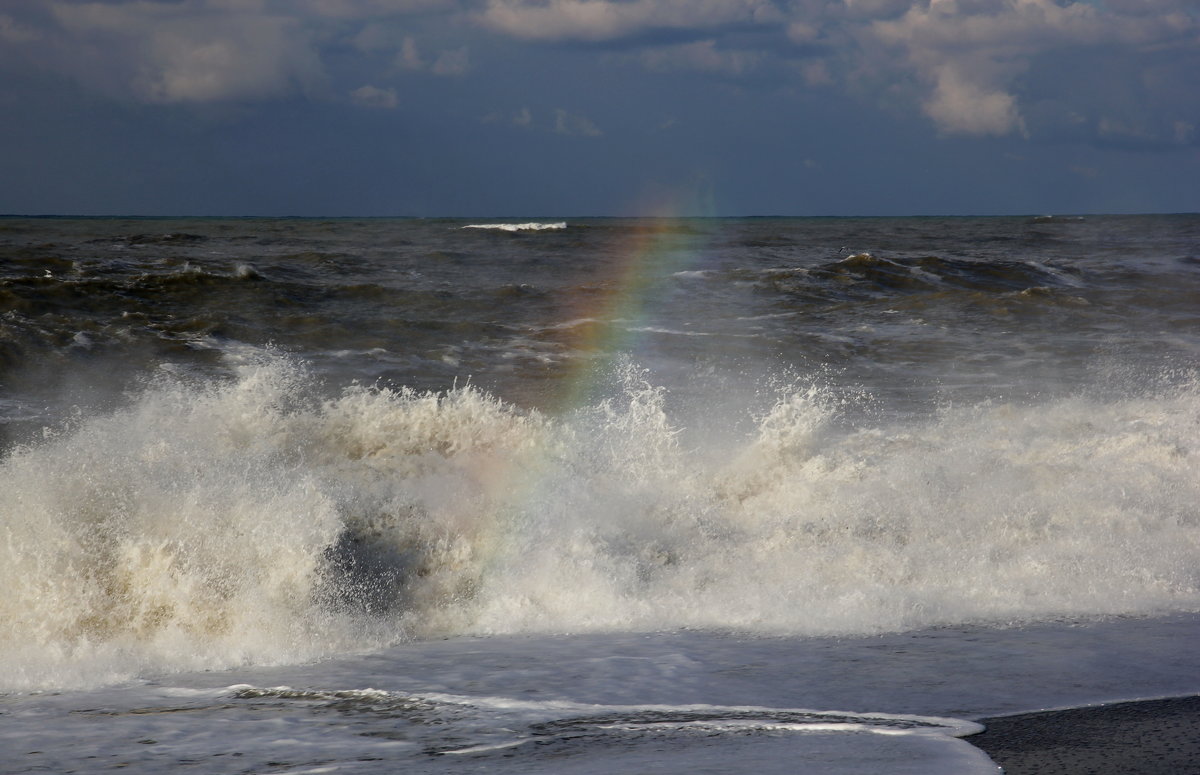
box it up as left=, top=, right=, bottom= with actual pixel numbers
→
left=2, top=211, right=1197, bottom=220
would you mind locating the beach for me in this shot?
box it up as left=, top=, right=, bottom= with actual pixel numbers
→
left=970, top=696, right=1200, bottom=775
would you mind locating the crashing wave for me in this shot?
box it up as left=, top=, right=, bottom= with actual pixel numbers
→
left=3, top=355, right=1199, bottom=690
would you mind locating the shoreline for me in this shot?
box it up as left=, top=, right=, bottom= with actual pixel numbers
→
left=968, top=696, right=1200, bottom=775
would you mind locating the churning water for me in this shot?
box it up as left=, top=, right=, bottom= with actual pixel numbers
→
left=1, top=215, right=1197, bottom=773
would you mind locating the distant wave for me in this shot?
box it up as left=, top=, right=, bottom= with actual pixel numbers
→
left=1031, top=215, right=1086, bottom=223
left=462, top=222, right=567, bottom=232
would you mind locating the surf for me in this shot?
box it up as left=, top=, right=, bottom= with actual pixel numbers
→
left=1, top=355, right=1197, bottom=691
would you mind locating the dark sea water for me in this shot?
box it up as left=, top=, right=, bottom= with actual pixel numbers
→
left=1, top=215, right=1198, bottom=774
left=4, top=215, right=1196, bottom=419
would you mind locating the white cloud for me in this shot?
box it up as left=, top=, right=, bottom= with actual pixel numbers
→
left=43, top=1, right=326, bottom=103
left=396, top=36, right=426, bottom=70
left=797, top=58, right=831, bottom=87
left=1098, top=117, right=1153, bottom=141
left=142, top=20, right=322, bottom=103
left=862, top=0, right=1200, bottom=136
left=483, top=106, right=538, bottom=127
left=638, top=40, right=762, bottom=76
left=923, top=63, right=1024, bottom=136
left=1, top=0, right=477, bottom=105
left=349, top=83, right=398, bottom=107
left=476, top=0, right=781, bottom=42
left=393, top=36, right=469, bottom=75
left=840, top=0, right=910, bottom=20
left=0, top=14, right=40, bottom=43
left=293, top=0, right=462, bottom=18
left=1093, top=115, right=1198, bottom=147
left=554, top=108, right=603, bottom=136
left=352, top=22, right=400, bottom=52
left=1173, top=121, right=1195, bottom=145
left=786, top=21, right=819, bottom=43
left=431, top=46, right=469, bottom=76
left=0, top=0, right=1194, bottom=153
left=483, top=106, right=601, bottom=134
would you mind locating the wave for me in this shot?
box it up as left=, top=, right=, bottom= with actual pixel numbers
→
left=2, top=356, right=1198, bottom=690
left=462, top=222, right=567, bottom=232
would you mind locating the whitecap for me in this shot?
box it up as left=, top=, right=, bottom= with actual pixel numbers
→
left=462, top=222, right=567, bottom=232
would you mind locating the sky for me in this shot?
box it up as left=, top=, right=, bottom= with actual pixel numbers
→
left=0, top=0, right=1198, bottom=216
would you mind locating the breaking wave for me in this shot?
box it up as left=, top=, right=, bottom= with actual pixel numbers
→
left=2, top=356, right=1198, bottom=690
left=461, top=222, right=567, bottom=231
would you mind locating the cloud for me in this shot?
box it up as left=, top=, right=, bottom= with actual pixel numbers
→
left=469, top=0, right=1196, bottom=142
left=637, top=39, right=763, bottom=75
left=0, top=0, right=1194, bottom=155
left=350, top=83, right=398, bottom=108
left=393, top=36, right=469, bottom=75
left=296, top=0, right=462, bottom=17
left=295, top=0, right=458, bottom=17
left=1090, top=113, right=1198, bottom=149
left=863, top=0, right=1199, bottom=137
left=554, top=108, right=603, bottom=136
left=476, top=0, right=781, bottom=42
left=0, top=14, right=40, bottom=43
left=352, top=22, right=402, bottom=53
left=32, top=1, right=327, bottom=103
left=396, top=36, right=426, bottom=70
left=484, top=106, right=536, bottom=126
left=923, top=63, right=1024, bottom=137
left=0, top=0, right=484, bottom=105
left=840, top=0, right=910, bottom=20
left=797, top=58, right=831, bottom=87
left=1098, top=117, right=1155, bottom=142
left=431, top=46, right=469, bottom=76
left=483, top=106, right=601, bottom=135
left=786, top=21, right=820, bottom=44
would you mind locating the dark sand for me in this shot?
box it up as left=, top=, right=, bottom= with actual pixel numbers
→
left=968, top=696, right=1200, bottom=775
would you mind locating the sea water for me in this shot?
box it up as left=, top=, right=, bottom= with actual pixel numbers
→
left=0, top=215, right=1198, bottom=773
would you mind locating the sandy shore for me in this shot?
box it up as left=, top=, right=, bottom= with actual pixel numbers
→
left=968, top=696, right=1200, bottom=775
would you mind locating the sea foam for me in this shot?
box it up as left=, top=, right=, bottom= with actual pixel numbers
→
left=461, top=222, right=567, bottom=231
left=1, top=357, right=1197, bottom=690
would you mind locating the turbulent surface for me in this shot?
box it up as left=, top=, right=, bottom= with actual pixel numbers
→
left=0, top=214, right=1198, bottom=690
left=1, top=214, right=1198, bottom=774
left=2, top=215, right=1197, bottom=421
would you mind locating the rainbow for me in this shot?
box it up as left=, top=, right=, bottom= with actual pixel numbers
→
left=463, top=194, right=721, bottom=578
left=548, top=195, right=717, bottom=415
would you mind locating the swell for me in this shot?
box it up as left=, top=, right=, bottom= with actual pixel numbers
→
left=0, top=266, right=558, bottom=384
left=735, top=252, right=1084, bottom=305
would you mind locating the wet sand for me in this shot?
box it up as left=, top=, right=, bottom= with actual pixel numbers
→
left=968, top=696, right=1200, bottom=775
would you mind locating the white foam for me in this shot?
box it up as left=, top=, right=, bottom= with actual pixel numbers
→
left=415, top=693, right=995, bottom=774
left=2, top=356, right=1198, bottom=691
left=462, top=222, right=567, bottom=231
left=0, top=672, right=1001, bottom=775
left=423, top=692, right=983, bottom=736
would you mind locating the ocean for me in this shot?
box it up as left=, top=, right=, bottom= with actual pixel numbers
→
left=1, top=214, right=1198, bottom=773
